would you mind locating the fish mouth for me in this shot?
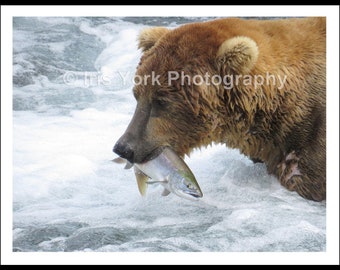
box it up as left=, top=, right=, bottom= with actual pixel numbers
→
left=178, top=190, right=203, bottom=200
left=188, top=192, right=203, bottom=199
left=182, top=194, right=203, bottom=201
left=190, top=193, right=203, bottom=198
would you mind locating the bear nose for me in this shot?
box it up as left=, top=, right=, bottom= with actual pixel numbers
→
left=113, top=140, right=135, bottom=163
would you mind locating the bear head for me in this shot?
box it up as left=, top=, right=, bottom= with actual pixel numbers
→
left=113, top=21, right=259, bottom=163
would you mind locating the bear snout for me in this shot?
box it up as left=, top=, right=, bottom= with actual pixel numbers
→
left=113, top=131, right=160, bottom=164
left=113, top=138, right=135, bottom=163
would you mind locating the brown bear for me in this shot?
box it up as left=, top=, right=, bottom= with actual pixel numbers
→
left=113, top=17, right=326, bottom=201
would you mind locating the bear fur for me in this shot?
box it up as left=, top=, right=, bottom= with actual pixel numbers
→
left=113, top=17, right=326, bottom=201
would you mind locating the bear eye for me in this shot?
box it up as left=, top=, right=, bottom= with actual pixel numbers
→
left=153, top=99, right=167, bottom=109
left=151, top=99, right=168, bottom=117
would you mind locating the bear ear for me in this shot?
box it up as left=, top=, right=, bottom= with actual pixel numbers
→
left=138, top=27, right=170, bottom=52
left=216, top=36, right=259, bottom=74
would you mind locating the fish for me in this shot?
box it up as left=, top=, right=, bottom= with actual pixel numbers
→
left=112, top=146, right=203, bottom=200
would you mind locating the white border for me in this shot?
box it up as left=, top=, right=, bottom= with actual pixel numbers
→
left=1, top=4, right=338, bottom=17
left=1, top=5, right=339, bottom=265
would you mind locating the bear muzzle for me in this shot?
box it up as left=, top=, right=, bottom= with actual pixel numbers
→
left=113, top=138, right=135, bottom=163
left=113, top=131, right=162, bottom=164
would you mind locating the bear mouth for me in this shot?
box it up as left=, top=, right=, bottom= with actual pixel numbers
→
left=140, top=146, right=168, bottom=164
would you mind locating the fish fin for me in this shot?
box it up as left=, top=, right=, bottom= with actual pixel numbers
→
left=134, top=167, right=149, bottom=196
left=112, top=157, right=126, bottom=164
left=124, top=162, right=133, bottom=170
left=112, top=157, right=133, bottom=170
left=146, top=181, right=158, bottom=185
left=161, top=189, right=171, bottom=196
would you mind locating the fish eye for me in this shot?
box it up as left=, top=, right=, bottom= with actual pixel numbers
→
left=186, top=183, right=193, bottom=189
